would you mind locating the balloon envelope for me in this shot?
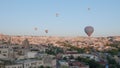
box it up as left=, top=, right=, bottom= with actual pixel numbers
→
left=45, top=30, right=48, bottom=33
left=56, top=13, right=59, bottom=17
left=84, top=26, right=94, bottom=37
left=88, top=8, right=90, bottom=11
left=34, top=27, right=38, bottom=31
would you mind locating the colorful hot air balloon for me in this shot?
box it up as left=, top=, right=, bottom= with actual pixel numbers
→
left=84, top=26, right=94, bottom=37
left=34, top=27, right=38, bottom=31
left=45, top=30, right=48, bottom=33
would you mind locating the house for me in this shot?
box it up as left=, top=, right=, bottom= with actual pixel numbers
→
left=0, top=61, right=4, bottom=68
left=69, top=60, right=89, bottom=68
left=43, top=55, right=56, bottom=68
left=5, top=64, right=23, bottom=68
left=5, top=58, right=47, bottom=68
left=0, top=48, right=13, bottom=59
left=59, top=60, right=69, bottom=68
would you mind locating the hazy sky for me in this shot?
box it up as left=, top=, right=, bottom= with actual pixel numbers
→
left=0, top=0, right=120, bottom=37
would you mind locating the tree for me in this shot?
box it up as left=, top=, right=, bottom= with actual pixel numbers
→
left=63, top=57, right=67, bottom=61
left=39, top=65, right=44, bottom=68
left=69, top=55, right=74, bottom=59
left=107, top=55, right=120, bottom=68
left=46, top=66, right=51, bottom=68
left=88, top=59, right=100, bottom=68
left=75, top=56, right=103, bottom=68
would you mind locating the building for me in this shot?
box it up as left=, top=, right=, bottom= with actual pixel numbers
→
left=0, top=61, right=4, bottom=68
left=0, top=48, right=13, bottom=59
left=43, top=55, right=56, bottom=68
left=16, top=59, right=43, bottom=68
left=5, top=64, right=23, bottom=68
left=59, top=60, right=69, bottom=68
left=69, top=60, right=89, bottom=68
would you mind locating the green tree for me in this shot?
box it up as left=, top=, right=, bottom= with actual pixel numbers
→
left=39, top=65, right=44, bottom=68
left=75, top=56, right=103, bottom=68
left=69, top=55, right=74, bottom=59
left=46, top=66, right=51, bottom=68
left=63, top=57, right=67, bottom=61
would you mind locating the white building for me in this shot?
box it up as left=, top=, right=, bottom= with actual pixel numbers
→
left=59, top=60, right=69, bottom=68
left=5, top=59, right=44, bottom=68
left=43, top=55, right=56, bottom=67
left=0, top=48, right=13, bottom=59
left=23, top=60, right=43, bottom=68
left=26, top=51, right=38, bottom=58
left=5, top=64, right=23, bottom=68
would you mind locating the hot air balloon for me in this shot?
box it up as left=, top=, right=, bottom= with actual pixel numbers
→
left=34, top=27, right=38, bottom=31
left=56, top=13, right=59, bottom=17
left=84, top=26, right=94, bottom=37
left=88, top=8, right=90, bottom=11
left=45, top=30, right=48, bottom=33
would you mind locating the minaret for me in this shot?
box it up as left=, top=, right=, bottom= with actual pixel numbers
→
left=22, top=38, right=30, bottom=58
left=22, top=38, right=30, bottom=49
left=7, top=36, right=11, bottom=45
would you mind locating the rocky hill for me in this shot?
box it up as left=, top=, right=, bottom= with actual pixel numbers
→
left=0, top=34, right=120, bottom=47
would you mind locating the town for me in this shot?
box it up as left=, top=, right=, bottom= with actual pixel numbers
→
left=0, top=0, right=120, bottom=68
left=0, top=34, right=120, bottom=68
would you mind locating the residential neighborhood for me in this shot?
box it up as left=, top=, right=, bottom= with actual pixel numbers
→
left=0, top=34, right=120, bottom=68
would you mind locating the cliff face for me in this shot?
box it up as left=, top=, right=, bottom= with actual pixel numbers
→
left=0, top=34, right=120, bottom=46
